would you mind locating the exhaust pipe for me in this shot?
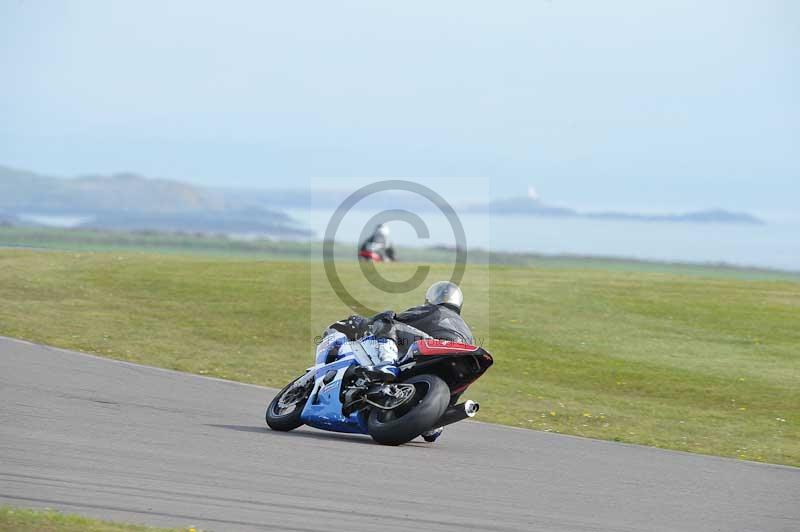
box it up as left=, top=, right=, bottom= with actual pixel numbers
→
left=437, top=400, right=480, bottom=427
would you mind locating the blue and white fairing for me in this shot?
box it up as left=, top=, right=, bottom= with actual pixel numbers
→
left=299, top=332, right=376, bottom=434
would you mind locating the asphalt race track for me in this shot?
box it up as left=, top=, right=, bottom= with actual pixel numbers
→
left=1, top=337, right=798, bottom=532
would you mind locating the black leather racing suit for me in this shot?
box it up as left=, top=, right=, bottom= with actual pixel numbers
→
left=396, top=304, right=472, bottom=343
left=327, top=304, right=473, bottom=352
left=369, top=303, right=474, bottom=356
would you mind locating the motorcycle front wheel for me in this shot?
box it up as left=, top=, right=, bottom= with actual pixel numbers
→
left=367, top=374, right=450, bottom=445
left=265, top=375, right=311, bottom=432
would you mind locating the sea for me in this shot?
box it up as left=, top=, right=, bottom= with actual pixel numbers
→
left=14, top=208, right=799, bottom=272
left=285, top=208, right=800, bottom=272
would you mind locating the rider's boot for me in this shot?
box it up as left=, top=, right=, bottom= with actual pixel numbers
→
left=422, top=426, right=444, bottom=442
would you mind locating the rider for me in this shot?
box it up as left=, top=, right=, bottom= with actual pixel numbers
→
left=358, top=223, right=396, bottom=261
left=324, top=281, right=472, bottom=378
left=322, top=281, right=471, bottom=442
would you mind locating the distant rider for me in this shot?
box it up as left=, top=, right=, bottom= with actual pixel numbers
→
left=358, top=223, right=396, bottom=261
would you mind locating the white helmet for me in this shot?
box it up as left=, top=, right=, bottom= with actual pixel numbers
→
left=376, top=224, right=390, bottom=237
left=425, top=281, right=464, bottom=313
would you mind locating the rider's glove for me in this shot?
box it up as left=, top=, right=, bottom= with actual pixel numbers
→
left=327, top=315, right=370, bottom=341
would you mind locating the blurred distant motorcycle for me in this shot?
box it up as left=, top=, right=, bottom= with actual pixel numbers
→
left=358, top=223, right=396, bottom=262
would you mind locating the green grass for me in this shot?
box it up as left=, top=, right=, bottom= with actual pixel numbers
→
left=0, top=507, right=196, bottom=532
left=3, top=225, right=798, bottom=281
left=1, top=249, right=798, bottom=466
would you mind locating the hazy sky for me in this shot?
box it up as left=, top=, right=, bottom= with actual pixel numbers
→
left=1, top=1, right=797, bottom=212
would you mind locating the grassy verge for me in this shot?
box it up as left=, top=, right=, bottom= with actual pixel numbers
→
left=2, top=225, right=798, bottom=281
left=0, top=507, right=196, bottom=532
left=0, top=249, right=798, bottom=466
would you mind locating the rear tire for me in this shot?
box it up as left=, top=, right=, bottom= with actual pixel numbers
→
left=266, top=375, right=311, bottom=432
left=367, top=374, right=449, bottom=446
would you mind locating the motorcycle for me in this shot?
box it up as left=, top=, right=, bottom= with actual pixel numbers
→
left=265, top=334, right=493, bottom=445
left=357, top=243, right=395, bottom=262
left=358, top=249, right=385, bottom=262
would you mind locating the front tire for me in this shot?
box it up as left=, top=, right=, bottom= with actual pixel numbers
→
left=367, top=374, right=450, bottom=445
left=266, top=375, right=311, bottom=432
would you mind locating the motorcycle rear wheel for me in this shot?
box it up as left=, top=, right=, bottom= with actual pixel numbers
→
left=266, top=375, right=311, bottom=432
left=367, top=374, right=449, bottom=445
